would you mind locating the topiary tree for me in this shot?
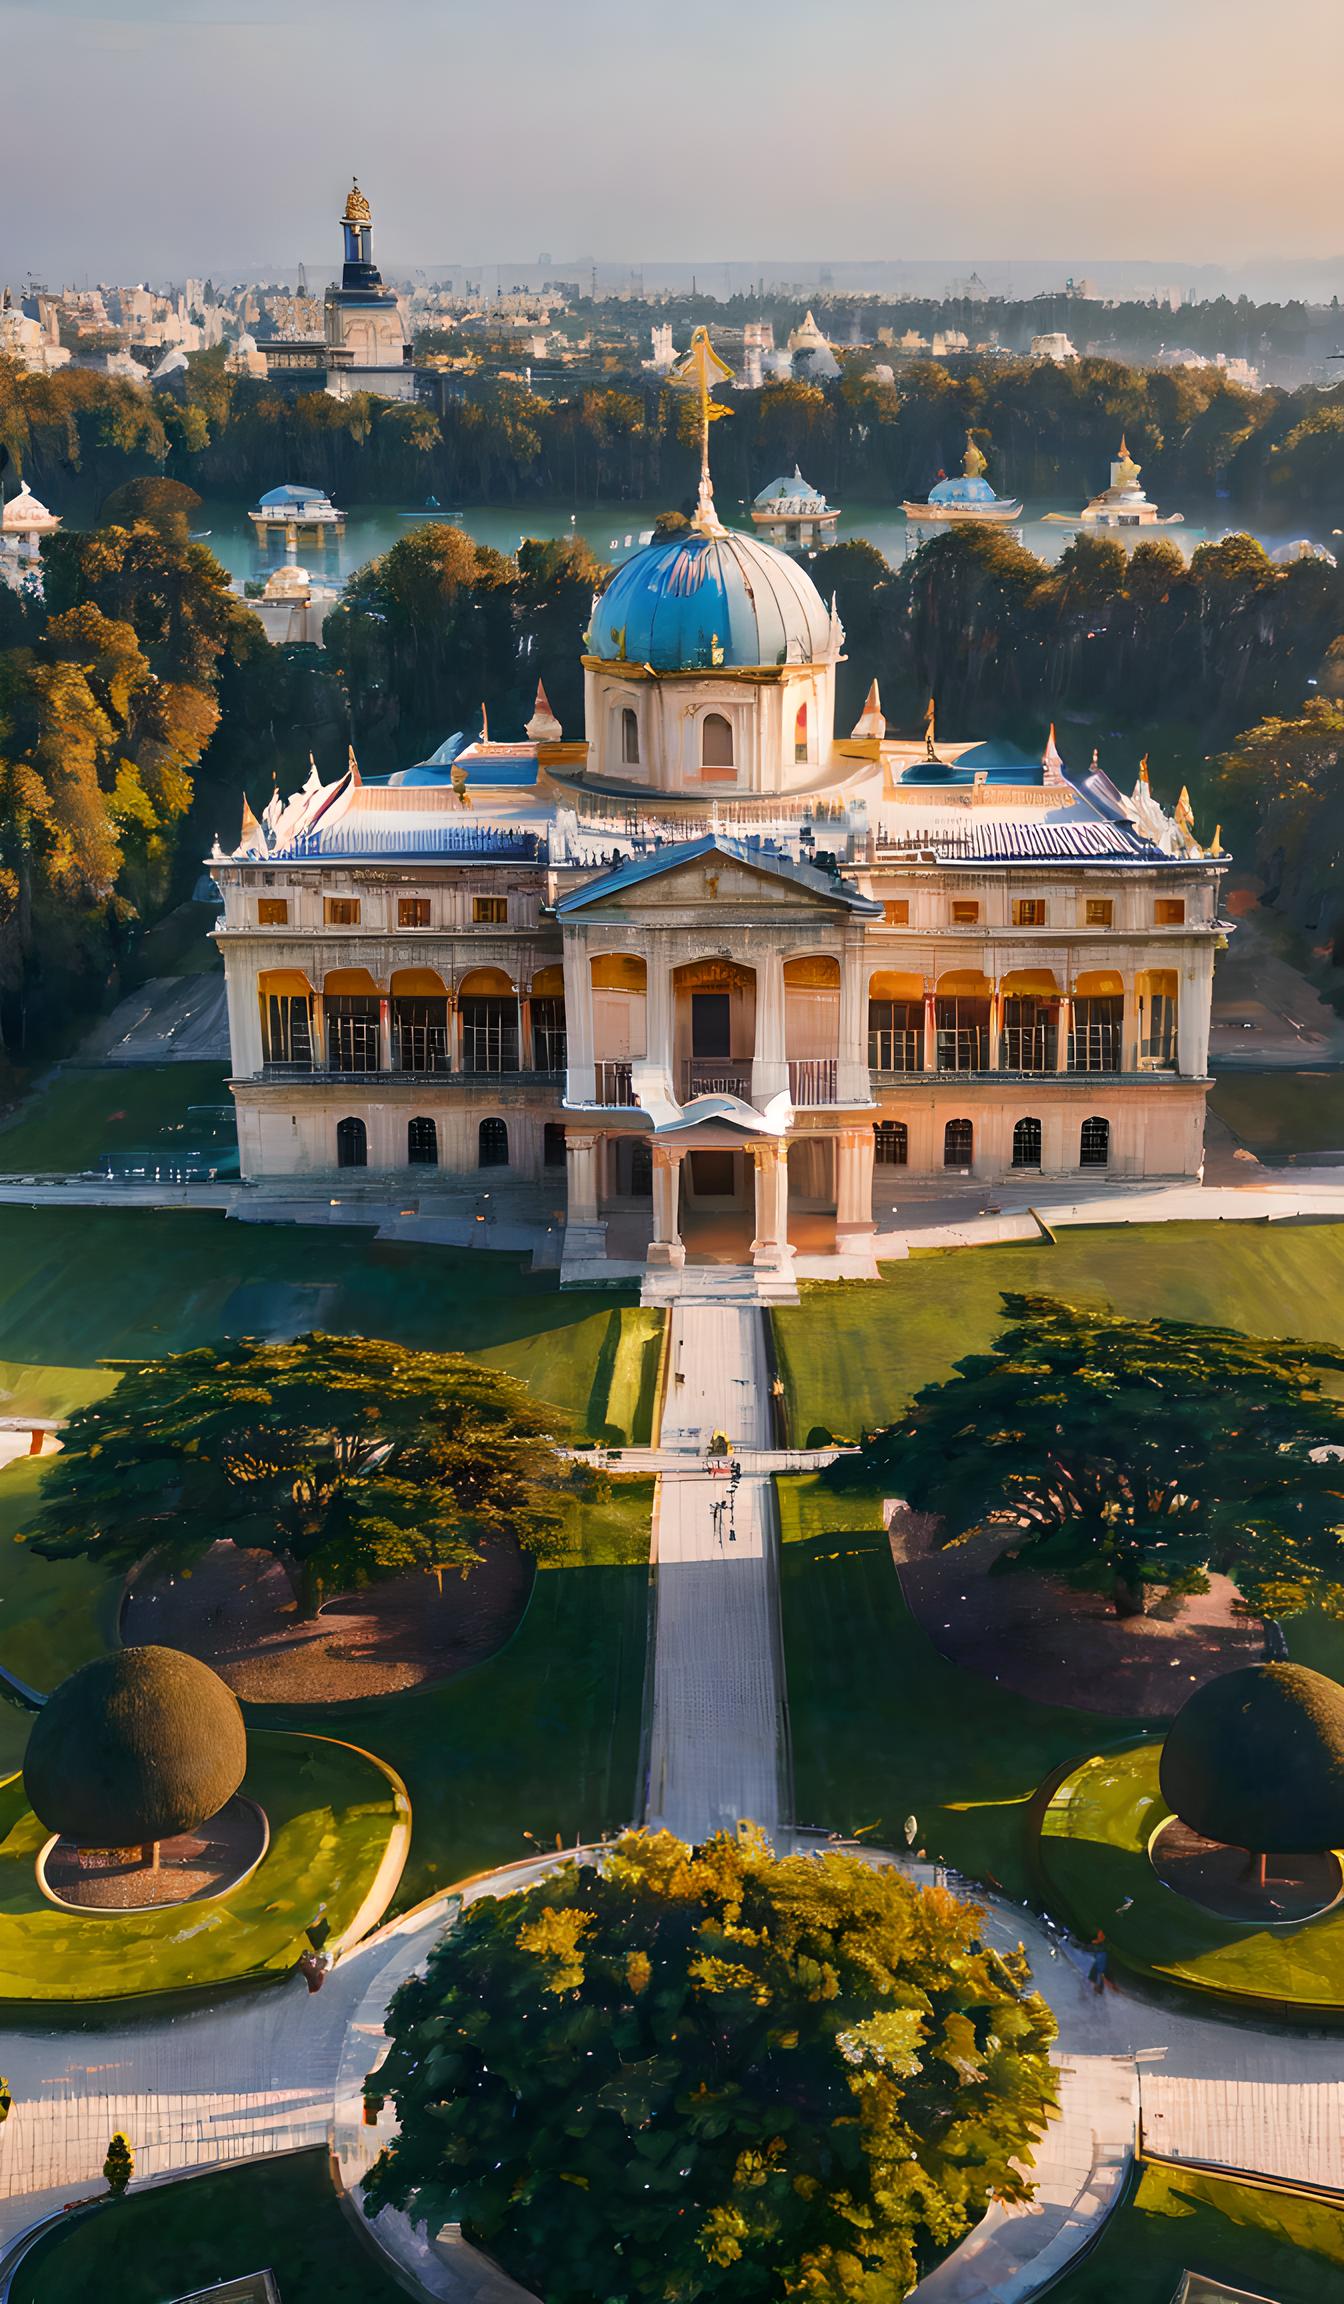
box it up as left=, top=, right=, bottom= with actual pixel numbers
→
left=1160, top=1661, right=1344, bottom=1876
left=103, top=2132, right=134, bottom=2196
left=363, top=1827, right=1058, bottom=2301
left=26, top=1332, right=585, bottom=1615
left=830, top=1293, right=1344, bottom=1617
left=23, top=1646, right=246, bottom=1864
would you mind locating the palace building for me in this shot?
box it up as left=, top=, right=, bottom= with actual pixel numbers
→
left=213, top=332, right=1227, bottom=1282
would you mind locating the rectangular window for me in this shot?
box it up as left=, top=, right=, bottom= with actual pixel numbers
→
left=1012, top=899, right=1046, bottom=928
left=1155, top=898, right=1186, bottom=925
left=883, top=900, right=910, bottom=926
left=257, top=898, right=288, bottom=926
left=1085, top=899, right=1114, bottom=928
left=951, top=901, right=979, bottom=926
left=398, top=897, right=431, bottom=929
left=473, top=896, right=508, bottom=925
left=324, top=897, right=360, bottom=926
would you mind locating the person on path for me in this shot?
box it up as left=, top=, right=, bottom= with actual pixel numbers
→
left=1087, top=1930, right=1109, bottom=1994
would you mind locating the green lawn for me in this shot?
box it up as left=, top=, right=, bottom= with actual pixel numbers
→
left=9, top=2146, right=406, bottom=2304
left=0, top=1457, right=121, bottom=1692
left=773, top=1221, right=1344, bottom=1439
left=1048, top=2161, right=1344, bottom=2302
left=777, top=1476, right=1130, bottom=1896
left=1038, top=1741, right=1344, bottom=2011
left=0, top=1729, right=401, bottom=2003
left=1209, top=1071, right=1344, bottom=1156
left=263, top=1476, right=653, bottom=1909
left=0, top=1064, right=232, bottom=1174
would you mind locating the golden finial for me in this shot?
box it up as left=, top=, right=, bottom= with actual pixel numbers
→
left=962, top=433, right=988, bottom=479
left=671, top=326, right=735, bottom=534
left=343, top=178, right=372, bottom=226
left=1114, top=436, right=1142, bottom=487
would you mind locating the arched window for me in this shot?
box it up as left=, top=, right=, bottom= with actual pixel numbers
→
left=478, top=1116, right=508, bottom=1169
left=1012, top=1116, right=1043, bottom=1169
left=944, top=1117, right=973, bottom=1168
left=794, top=702, right=808, bottom=764
left=701, top=712, right=734, bottom=769
left=874, top=1120, right=908, bottom=1166
left=543, top=1122, right=567, bottom=1169
left=336, top=1116, right=367, bottom=1169
left=621, top=707, right=640, bottom=766
left=1080, top=1115, right=1110, bottom=1167
left=407, top=1116, right=438, bottom=1166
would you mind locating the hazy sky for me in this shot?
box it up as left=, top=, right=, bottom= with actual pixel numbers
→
left=2, top=0, right=1341, bottom=283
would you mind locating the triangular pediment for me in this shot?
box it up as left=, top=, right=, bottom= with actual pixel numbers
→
left=556, top=835, right=879, bottom=918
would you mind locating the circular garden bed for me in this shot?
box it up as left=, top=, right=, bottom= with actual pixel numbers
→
left=39, top=1792, right=268, bottom=1912
left=122, top=1537, right=535, bottom=1702
left=0, top=1729, right=406, bottom=2003
left=1148, top=1813, right=1342, bottom=1925
left=1037, top=1740, right=1344, bottom=2016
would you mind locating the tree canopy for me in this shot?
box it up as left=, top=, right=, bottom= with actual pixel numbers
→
left=26, top=1331, right=584, bottom=1612
left=363, top=1826, right=1058, bottom=2302
left=830, top=1293, right=1344, bottom=1618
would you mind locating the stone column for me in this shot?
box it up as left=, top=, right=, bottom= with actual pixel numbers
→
left=647, top=959, right=674, bottom=1094
left=1055, top=993, right=1072, bottom=1073
left=750, top=1140, right=793, bottom=1272
left=836, top=952, right=870, bottom=1105
left=988, top=985, right=1003, bottom=1072
left=519, top=992, right=535, bottom=1074
left=647, top=1144, right=685, bottom=1268
left=922, top=988, right=938, bottom=1074
left=378, top=994, right=393, bottom=1074
left=751, top=950, right=789, bottom=1105
left=1124, top=976, right=1142, bottom=1073
left=564, top=947, right=595, bottom=1105
left=564, top=1129, right=602, bottom=1223
left=310, top=990, right=326, bottom=1072
left=448, top=990, right=463, bottom=1076
left=835, top=1125, right=876, bottom=1241
left=1177, top=956, right=1204, bottom=1076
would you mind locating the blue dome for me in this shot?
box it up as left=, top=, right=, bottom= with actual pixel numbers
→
left=589, top=528, right=833, bottom=671
left=928, top=474, right=999, bottom=505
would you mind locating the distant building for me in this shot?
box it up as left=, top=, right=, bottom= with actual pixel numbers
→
left=1031, top=331, right=1079, bottom=363
left=248, top=483, right=346, bottom=546
left=786, top=310, right=840, bottom=379
left=236, top=562, right=339, bottom=647
left=262, top=180, right=414, bottom=401
left=0, top=291, right=69, bottom=375
left=1044, top=440, right=1184, bottom=543
left=0, top=482, right=60, bottom=595
left=751, top=468, right=840, bottom=552
left=903, top=435, right=1022, bottom=527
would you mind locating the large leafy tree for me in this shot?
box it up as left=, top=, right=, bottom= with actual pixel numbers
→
left=364, top=1827, right=1058, bottom=2302
left=26, top=1332, right=582, bottom=1612
left=831, top=1293, right=1344, bottom=1618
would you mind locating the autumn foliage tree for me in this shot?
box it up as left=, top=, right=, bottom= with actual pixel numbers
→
left=831, top=1294, right=1344, bottom=1618
left=363, top=1827, right=1058, bottom=2302
left=26, top=1332, right=588, bottom=1614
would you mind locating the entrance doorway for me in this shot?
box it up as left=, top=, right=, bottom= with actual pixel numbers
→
left=679, top=1144, right=753, bottom=1264
left=691, top=993, right=731, bottom=1059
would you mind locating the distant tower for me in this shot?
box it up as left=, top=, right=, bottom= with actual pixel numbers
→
left=322, top=179, right=414, bottom=400
left=338, top=179, right=378, bottom=291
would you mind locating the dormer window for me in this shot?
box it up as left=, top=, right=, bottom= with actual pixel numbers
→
left=621, top=707, right=640, bottom=766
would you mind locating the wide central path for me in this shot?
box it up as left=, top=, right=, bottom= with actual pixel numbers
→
left=643, top=1302, right=788, bottom=1844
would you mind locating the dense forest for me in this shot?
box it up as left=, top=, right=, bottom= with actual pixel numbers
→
left=0, top=347, right=1341, bottom=1073
left=5, top=345, right=1344, bottom=522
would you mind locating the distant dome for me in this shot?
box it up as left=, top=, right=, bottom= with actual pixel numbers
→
left=928, top=473, right=999, bottom=506
left=589, top=528, right=834, bottom=671
left=24, top=1646, right=247, bottom=1850
left=1159, top=1662, right=1344, bottom=1856
left=257, top=483, right=333, bottom=509
left=754, top=467, right=828, bottom=512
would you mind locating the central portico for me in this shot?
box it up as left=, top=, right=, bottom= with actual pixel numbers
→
left=555, top=834, right=881, bottom=1278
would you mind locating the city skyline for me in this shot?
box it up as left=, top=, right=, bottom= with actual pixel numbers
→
left=3, top=0, right=1342, bottom=284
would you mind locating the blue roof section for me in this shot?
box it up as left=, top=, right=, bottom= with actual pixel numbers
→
left=875, top=821, right=1174, bottom=865
left=929, top=474, right=1000, bottom=505
left=556, top=834, right=882, bottom=915
left=257, top=483, right=333, bottom=508
left=286, top=824, right=545, bottom=861
left=589, top=529, right=832, bottom=671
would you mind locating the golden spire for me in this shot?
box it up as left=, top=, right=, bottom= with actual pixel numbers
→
left=1114, top=436, right=1142, bottom=488
left=343, top=178, right=372, bottom=226
left=962, top=433, right=988, bottom=479
left=672, top=325, right=735, bottom=534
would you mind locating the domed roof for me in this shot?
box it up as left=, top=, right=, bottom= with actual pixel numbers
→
left=24, top=1646, right=247, bottom=1849
left=1159, top=1662, right=1344, bottom=1856
left=589, top=527, right=835, bottom=672
left=754, top=467, right=828, bottom=511
left=928, top=473, right=999, bottom=505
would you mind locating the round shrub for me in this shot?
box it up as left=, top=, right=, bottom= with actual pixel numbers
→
left=24, top=1645, right=247, bottom=1849
left=1159, top=1661, right=1344, bottom=1855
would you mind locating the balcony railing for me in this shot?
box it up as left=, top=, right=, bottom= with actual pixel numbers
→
left=393, top=1026, right=451, bottom=1074
left=682, top=1059, right=752, bottom=1100
left=999, top=1024, right=1057, bottom=1073
left=937, top=1027, right=990, bottom=1073
left=1067, top=1024, right=1122, bottom=1074
left=789, top=1057, right=838, bottom=1106
left=594, top=1060, right=637, bottom=1107
left=868, top=1027, right=921, bottom=1074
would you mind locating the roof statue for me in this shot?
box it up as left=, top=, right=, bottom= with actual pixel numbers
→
left=1113, top=435, right=1142, bottom=490
left=1042, top=724, right=1067, bottom=787
left=962, top=435, right=988, bottom=480
left=343, top=178, right=372, bottom=225
left=525, top=680, right=563, bottom=745
left=670, top=325, right=735, bottom=536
